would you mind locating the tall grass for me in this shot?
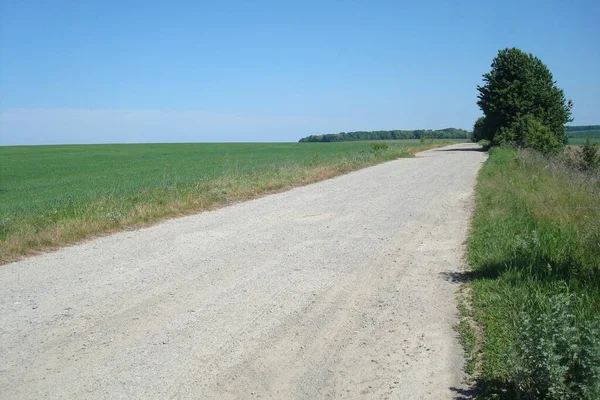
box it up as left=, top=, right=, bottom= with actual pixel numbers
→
left=0, top=140, right=455, bottom=262
left=465, top=147, right=600, bottom=399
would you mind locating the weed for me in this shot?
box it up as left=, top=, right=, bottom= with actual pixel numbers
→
left=465, top=147, right=600, bottom=399
left=508, top=294, right=600, bottom=399
left=369, top=142, right=389, bottom=152
left=456, top=286, right=480, bottom=378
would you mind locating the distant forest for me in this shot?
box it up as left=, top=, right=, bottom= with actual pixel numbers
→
left=298, top=125, right=600, bottom=143
left=298, top=128, right=471, bottom=143
left=567, top=125, right=600, bottom=138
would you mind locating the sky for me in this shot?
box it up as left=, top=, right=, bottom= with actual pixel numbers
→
left=0, top=0, right=598, bottom=145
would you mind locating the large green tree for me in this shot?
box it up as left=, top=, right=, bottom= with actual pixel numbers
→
left=476, top=48, right=573, bottom=149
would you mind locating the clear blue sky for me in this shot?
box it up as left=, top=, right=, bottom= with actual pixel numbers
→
left=1, top=0, right=598, bottom=145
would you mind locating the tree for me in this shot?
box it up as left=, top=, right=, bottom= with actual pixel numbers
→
left=472, top=116, right=492, bottom=142
left=476, top=48, right=573, bottom=151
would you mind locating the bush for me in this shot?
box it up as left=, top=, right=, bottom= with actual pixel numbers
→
left=473, top=116, right=494, bottom=143
left=477, top=139, right=491, bottom=149
left=495, top=115, right=562, bottom=155
left=521, top=120, right=562, bottom=155
left=369, top=142, right=389, bottom=152
left=509, top=294, right=600, bottom=400
left=576, top=139, right=600, bottom=171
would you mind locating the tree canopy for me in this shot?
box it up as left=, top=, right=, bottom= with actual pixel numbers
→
left=566, top=125, right=600, bottom=139
left=474, top=48, right=572, bottom=152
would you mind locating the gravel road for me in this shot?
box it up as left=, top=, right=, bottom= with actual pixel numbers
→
left=0, top=143, right=486, bottom=399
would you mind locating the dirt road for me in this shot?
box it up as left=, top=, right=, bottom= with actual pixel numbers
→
left=0, top=143, right=486, bottom=399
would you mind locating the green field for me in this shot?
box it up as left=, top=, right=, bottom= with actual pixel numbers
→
left=567, top=137, right=600, bottom=145
left=566, top=125, right=600, bottom=142
left=0, top=140, right=463, bottom=261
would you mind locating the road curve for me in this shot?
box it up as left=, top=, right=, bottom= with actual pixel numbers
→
left=0, top=143, right=486, bottom=399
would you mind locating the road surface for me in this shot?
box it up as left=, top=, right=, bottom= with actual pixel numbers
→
left=0, top=143, right=486, bottom=399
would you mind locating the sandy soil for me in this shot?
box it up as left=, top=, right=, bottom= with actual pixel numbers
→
left=0, top=143, right=486, bottom=399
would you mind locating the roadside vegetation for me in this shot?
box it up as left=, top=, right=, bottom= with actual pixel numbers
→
left=0, top=140, right=458, bottom=263
left=467, top=148, right=600, bottom=399
left=463, top=47, right=600, bottom=399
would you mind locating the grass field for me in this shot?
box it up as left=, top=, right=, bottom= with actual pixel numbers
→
left=0, top=139, right=463, bottom=262
left=463, top=148, right=600, bottom=399
left=567, top=137, right=600, bottom=145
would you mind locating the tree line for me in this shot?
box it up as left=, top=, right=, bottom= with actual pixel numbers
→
left=567, top=125, right=600, bottom=133
left=298, top=128, right=471, bottom=143
left=566, top=125, right=600, bottom=138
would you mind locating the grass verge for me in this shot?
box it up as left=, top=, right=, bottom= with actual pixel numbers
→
left=461, top=147, right=600, bottom=399
left=0, top=140, right=454, bottom=263
left=456, top=285, right=480, bottom=377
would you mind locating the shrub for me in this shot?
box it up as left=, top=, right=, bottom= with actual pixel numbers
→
left=477, top=139, right=491, bottom=150
left=576, top=139, right=600, bottom=171
left=494, top=115, right=562, bottom=155
left=520, top=117, right=563, bottom=155
left=508, top=294, right=600, bottom=400
left=473, top=116, right=493, bottom=143
left=369, top=142, right=389, bottom=152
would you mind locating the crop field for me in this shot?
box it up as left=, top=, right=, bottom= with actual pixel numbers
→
left=0, top=139, right=463, bottom=262
left=567, top=137, right=600, bottom=145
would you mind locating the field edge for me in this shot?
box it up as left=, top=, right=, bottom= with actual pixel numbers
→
left=1, top=142, right=452, bottom=264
